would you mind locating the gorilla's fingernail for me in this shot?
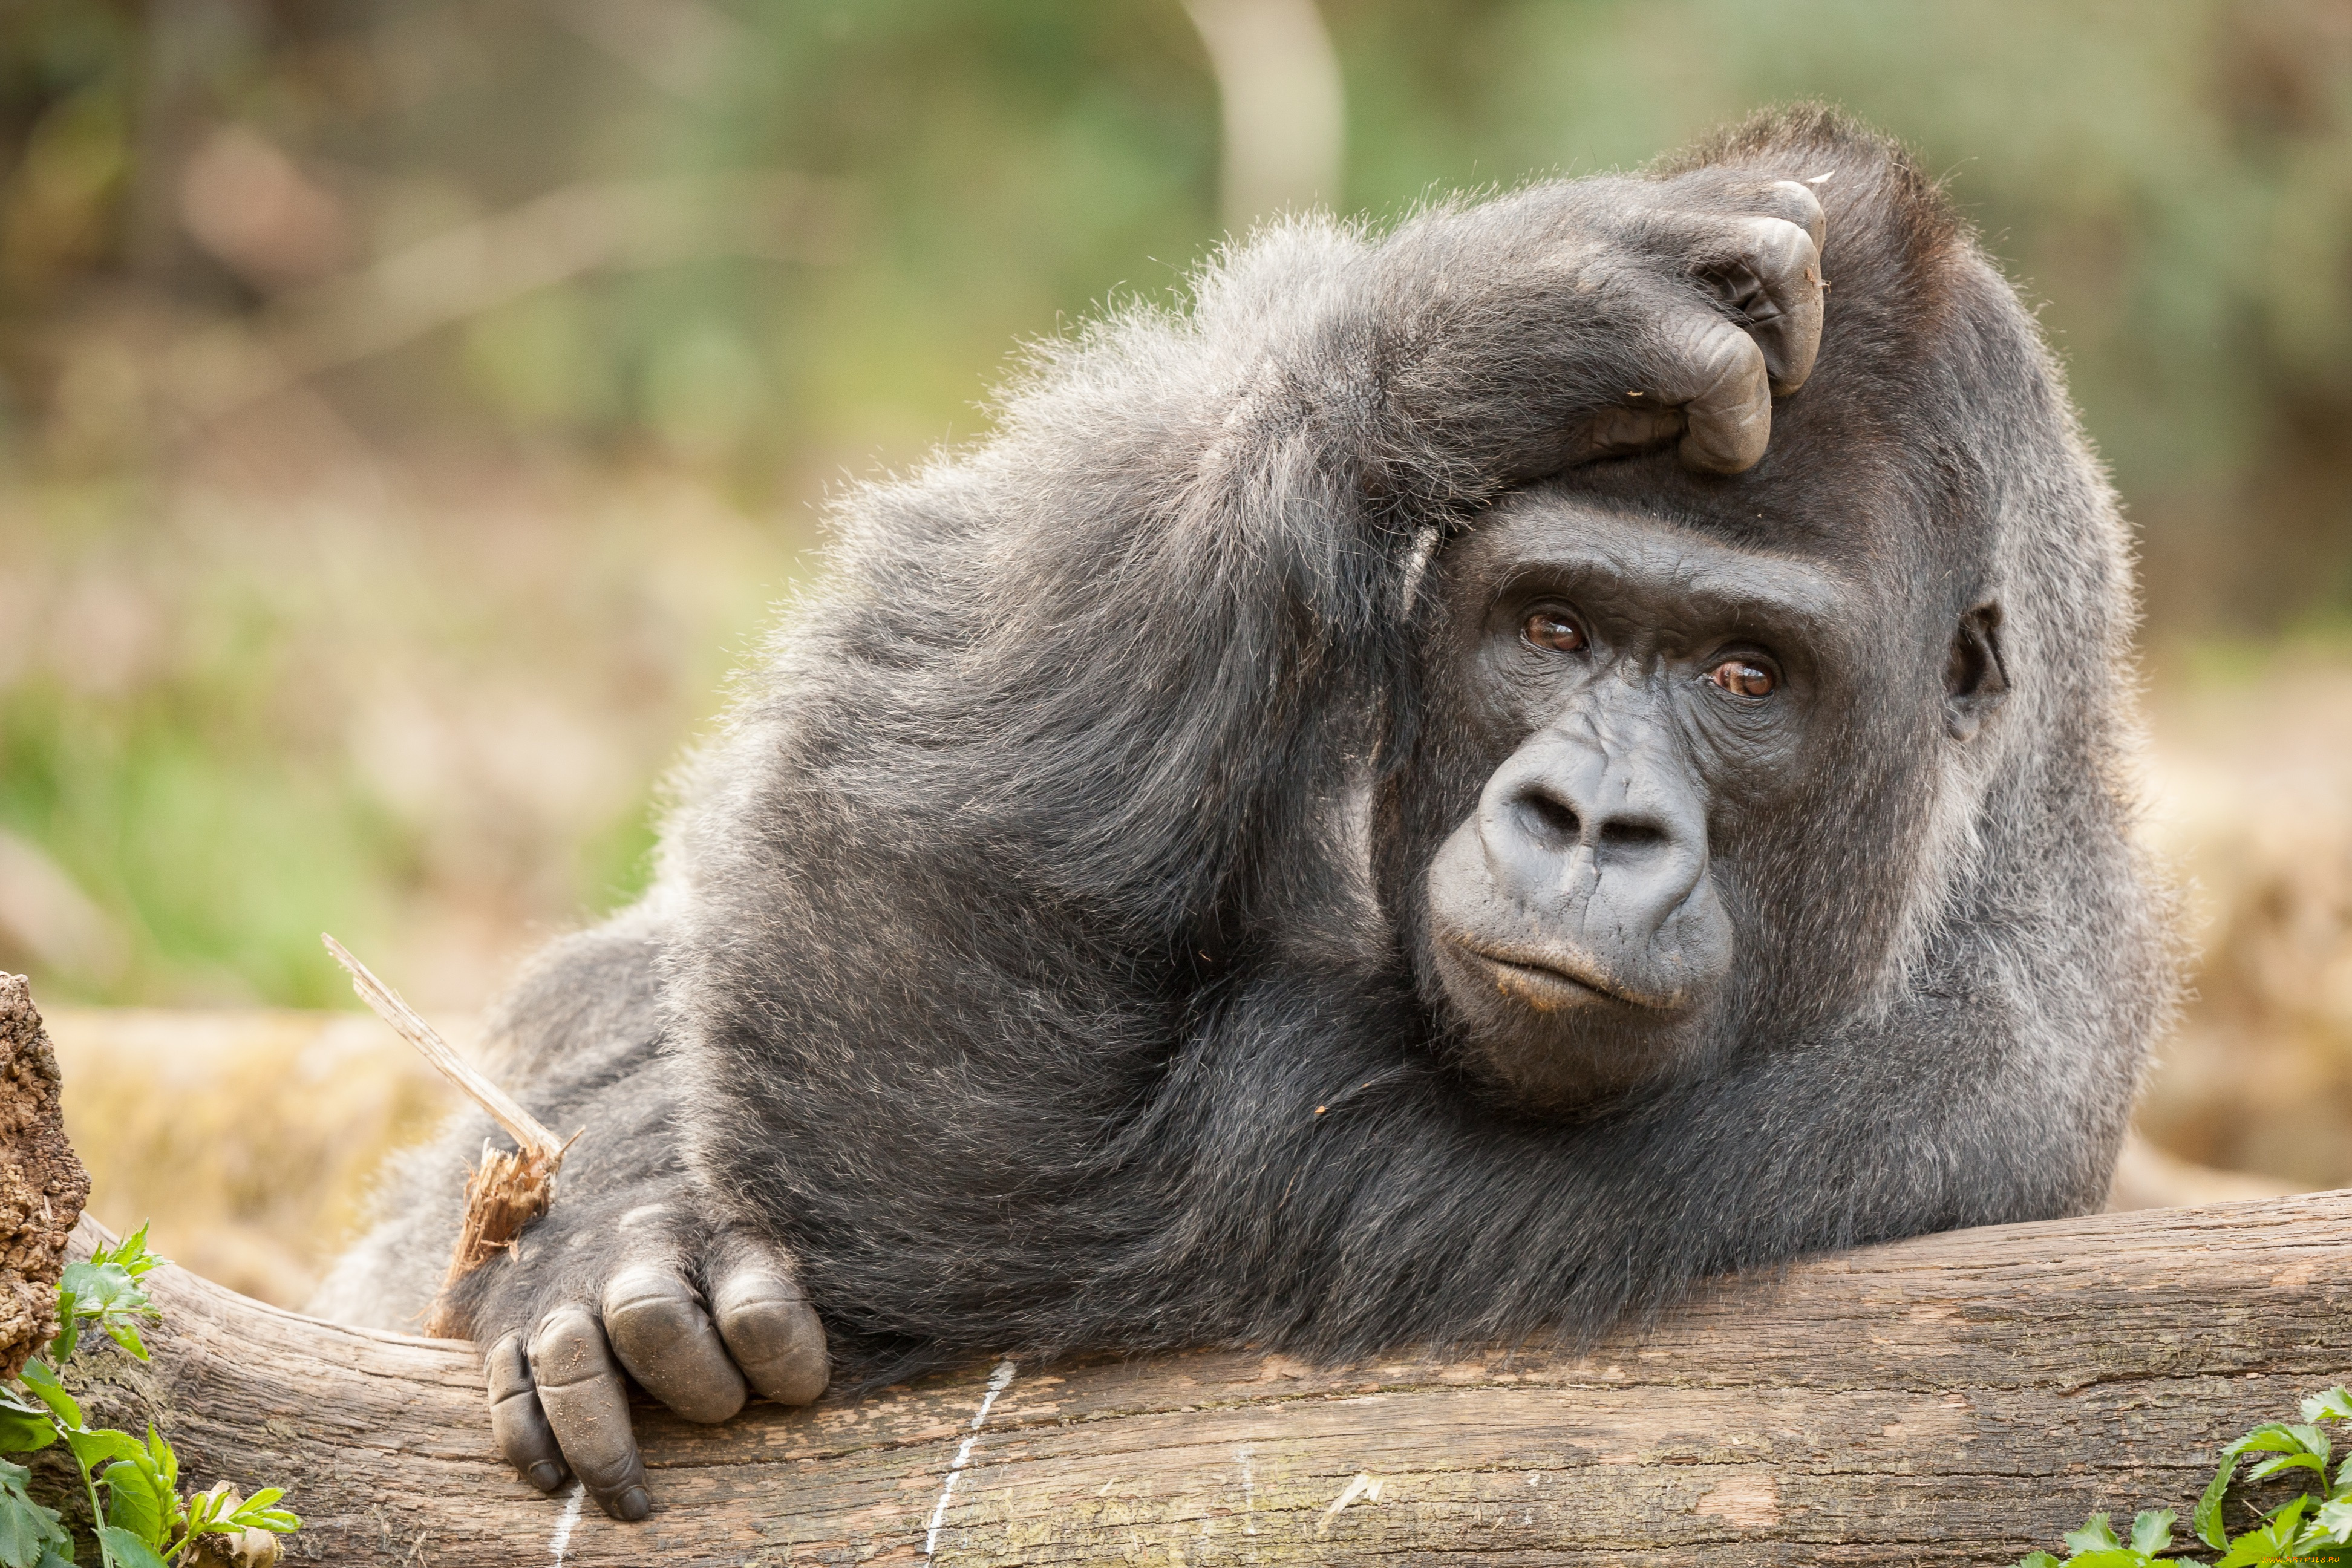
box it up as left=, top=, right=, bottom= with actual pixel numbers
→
left=525, top=1462, right=564, bottom=1492
left=615, top=1485, right=652, bottom=1521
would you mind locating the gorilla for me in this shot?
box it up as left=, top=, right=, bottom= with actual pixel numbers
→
left=314, top=108, right=2176, bottom=1522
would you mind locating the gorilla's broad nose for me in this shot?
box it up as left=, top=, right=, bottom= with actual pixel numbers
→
left=1477, top=726, right=1710, bottom=947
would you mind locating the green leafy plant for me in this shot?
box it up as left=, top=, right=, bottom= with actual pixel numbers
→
left=2017, top=1387, right=2352, bottom=1566
left=0, top=1226, right=299, bottom=1567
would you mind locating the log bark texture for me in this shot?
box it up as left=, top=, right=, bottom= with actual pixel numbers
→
left=0, top=976, right=88, bottom=1382
left=60, top=1191, right=2352, bottom=1566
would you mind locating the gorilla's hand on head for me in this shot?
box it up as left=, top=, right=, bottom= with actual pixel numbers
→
left=460, top=1179, right=826, bottom=1520
left=1378, top=171, right=1826, bottom=484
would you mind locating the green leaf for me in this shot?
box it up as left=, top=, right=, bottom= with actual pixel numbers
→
left=2013, top=1555, right=2063, bottom=1568
left=2065, top=1512, right=2123, bottom=1553
left=96, top=1524, right=169, bottom=1568
left=220, top=1487, right=299, bottom=1535
left=2199, top=1427, right=2304, bottom=1550
left=58, top=1263, right=146, bottom=1319
left=62, top=1428, right=140, bottom=1470
left=2065, top=1550, right=2155, bottom=1567
left=0, top=1488, right=67, bottom=1568
left=2132, top=1509, right=2178, bottom=1554
left=16, top=1366, right=79, bottom=1432
left=142, top=1425, right=175, bottom=1501
left=43, top=1301, right=74, bottom=1369
left=2316, top=1495, right=2352, bottom=1543
left=2235, top=1425, right=2311, bottom=1455
left=2304, top=1388, right=2352, bottom=1425
left=2247, top=1451, right=2330, bottom=1483
left=92, top=1225, right=160, bottom=1282
left=102, top=1457, right=168, bottom=1549
left=2215, top=1495, right=2318, bottom=1567
left=0, top=1410, right=54, bottom=1456
left=57, top=1260, right=157, bottom=1365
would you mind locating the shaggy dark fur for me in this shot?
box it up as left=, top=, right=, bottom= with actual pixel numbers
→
left=318, top=110, right=2174, bottom=1400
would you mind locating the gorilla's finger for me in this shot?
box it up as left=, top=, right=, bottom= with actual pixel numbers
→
left=1569, top=402, right=1685, bottom=465
left=1717, top=211, right=1825, bottom=394
left=528, top=1306, right=652, bottom=1521
left=603, top=1266, right=748, bottom=1425
left=484, top=1332, right=569, bottom=1494
left=1646, top=310, right=1772, bottom=474
left=1746, top=178, right=1826, bottom=249
left=712, top=1261, right=830, bottom=1406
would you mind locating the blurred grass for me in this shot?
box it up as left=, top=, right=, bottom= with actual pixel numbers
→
left=1, top=465, right=799, bottom=1007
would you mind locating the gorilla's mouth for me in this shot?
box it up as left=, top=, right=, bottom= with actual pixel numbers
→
left=1448, top=939, right=1666, bottom=1013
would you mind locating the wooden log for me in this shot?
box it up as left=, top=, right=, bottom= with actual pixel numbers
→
left=60, top=1191, right=2352, bottom=1566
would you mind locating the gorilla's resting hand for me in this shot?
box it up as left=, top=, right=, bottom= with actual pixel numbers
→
left=312, top=919, right=830, bottom=1523
left=463, top=1129, right=826, bottom=1520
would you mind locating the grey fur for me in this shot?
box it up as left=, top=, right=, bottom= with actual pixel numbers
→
left=316, top=111, right=2177, bottom=1417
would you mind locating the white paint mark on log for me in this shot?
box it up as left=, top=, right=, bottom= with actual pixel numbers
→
left=547, top=1483, right=583, bottom=1564
left=1315, top=1473, right=1381, bottom=1537
left=923, top=1358, right=1018, bottom=1560
left=1695, top=1472, right=1780, bottom=1528
left=1234, top=1446, right=1256, bottom=1537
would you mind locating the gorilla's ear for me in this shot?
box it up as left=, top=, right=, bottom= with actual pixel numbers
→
left=1944, top=603, right=2008, bottom=741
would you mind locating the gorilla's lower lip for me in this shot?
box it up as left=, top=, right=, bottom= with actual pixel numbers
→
left=1451, top=941, right=1658, bottom=1013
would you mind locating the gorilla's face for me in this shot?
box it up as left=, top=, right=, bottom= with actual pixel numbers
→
left=1408, top=489, right=1912, bottom=1109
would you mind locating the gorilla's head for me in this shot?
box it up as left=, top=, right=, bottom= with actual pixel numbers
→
left=1380, top=134, right=2043, bottom=1112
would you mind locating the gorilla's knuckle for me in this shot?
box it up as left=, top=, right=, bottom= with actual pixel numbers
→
left=527, top=1307, right=616, bottom=1388
left=482, top=1332, right=534, bottom=1403
left=602, top=1266, right=697, bottom=1322
left=1759, top=178, right=1828, bottom=238
left=1740, top=215, right=1817, bottom=277
left=719, top=1293, right=814, bottom=1354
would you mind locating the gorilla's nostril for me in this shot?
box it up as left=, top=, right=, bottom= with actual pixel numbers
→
left=1515, top=793, right=1580, bottom=846
left=1599, top=819, right=1669, bottom=855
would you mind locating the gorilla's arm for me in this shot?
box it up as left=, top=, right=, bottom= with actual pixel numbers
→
left=694, top=172, right=1830, bottom=950
left=451, top=169, right=1834, bottom=1515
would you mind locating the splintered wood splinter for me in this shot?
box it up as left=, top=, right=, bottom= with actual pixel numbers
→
left=322, top=933, right=572, bottom=1335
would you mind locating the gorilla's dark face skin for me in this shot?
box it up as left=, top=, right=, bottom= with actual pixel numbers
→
left=1395, top=480, right=2015, bottom=1109
left=1417, top=500, right=1844, bottom=1103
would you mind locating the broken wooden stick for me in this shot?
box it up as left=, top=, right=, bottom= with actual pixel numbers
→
left=321, top=933, right=567, bottom=1332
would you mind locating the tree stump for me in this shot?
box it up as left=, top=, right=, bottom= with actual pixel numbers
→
left=0, top=976, right=88, bottom=1382
left=47, top=1187, right=2352, bottom=1566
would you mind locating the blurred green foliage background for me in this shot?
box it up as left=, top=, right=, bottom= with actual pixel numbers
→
left=1, top=0, right=2350, bottom=1031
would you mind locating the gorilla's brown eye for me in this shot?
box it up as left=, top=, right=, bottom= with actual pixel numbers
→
left=1708, top=658, right=1777, bottom=697
left=1523, top=611, right=1585, bottom=653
